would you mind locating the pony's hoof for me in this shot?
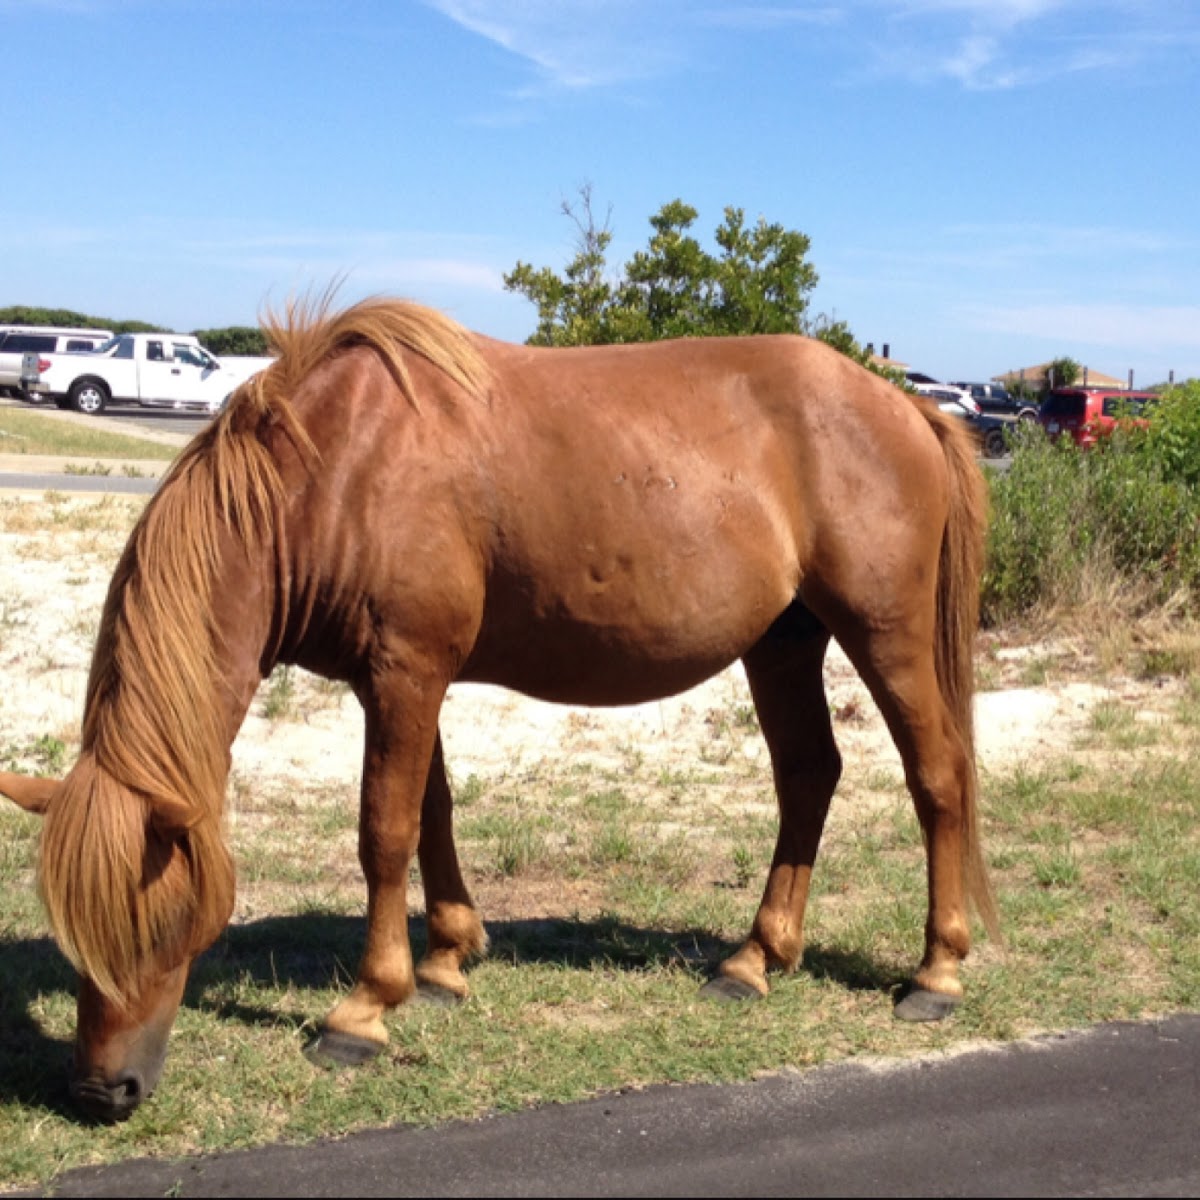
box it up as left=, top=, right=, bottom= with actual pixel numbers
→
left=304, top=1028, right=386, bottom=1068
left=700, top=975, right=764, bottom=1003
left=415, top=980, right=465, bottom=1008
left=894, top=987, right=961, bottom=1023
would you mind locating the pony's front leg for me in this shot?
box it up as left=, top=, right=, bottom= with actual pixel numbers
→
left=307, top=676, right=443, bottom=1067
left=414, top=733, right=488, bottom=1003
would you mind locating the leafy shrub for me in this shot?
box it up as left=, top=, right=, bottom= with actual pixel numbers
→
left=983, top=382, right=1200, bottom=624
left=1141, top=380, right=1200, bottom=490
left=982, top=425, right=1093, bottom=620
left=193, top=325, right=270, bottom=356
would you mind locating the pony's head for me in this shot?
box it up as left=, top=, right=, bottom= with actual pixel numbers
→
left=2, top=761, right=235, bottom=1121
left=0, top=357, right=282, bottom=1120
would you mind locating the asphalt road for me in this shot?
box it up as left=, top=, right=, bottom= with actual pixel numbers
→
left=91, top=403, right=210, bottom=440
left=12, top=396, right=209, bottom=441
left=12, top=1014, right=1199, bottom=1198
left=0, top=470, right=159, bottom=494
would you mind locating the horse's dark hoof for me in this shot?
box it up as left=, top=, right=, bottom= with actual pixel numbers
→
left=894, top=987, right=961, bottom=1023
left=304, top=1028, right=386, bottom=1068
left=700, top=975, right=764, bottom=1003
left=415, top=981, right=465, bottom=1008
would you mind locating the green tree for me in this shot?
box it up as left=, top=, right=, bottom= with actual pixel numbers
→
left=1045, top=356, right=1081, bottom=390
left=504, top=188, right=875, bottom=365
left=192, top=325, right=269, bottom=356
left=0, top=305, right=163, bottom=334
left=1007, top=375, right=1039, bottom=402
left=503, top=186, right=620, bottom=347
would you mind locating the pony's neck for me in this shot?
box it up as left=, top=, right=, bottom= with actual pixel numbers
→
left=82, top=441, right=282, bottom=822
left=209, top=538, right=281, bottom=745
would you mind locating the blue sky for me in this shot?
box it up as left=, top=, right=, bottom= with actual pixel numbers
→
left=2, top=0, right=1198, bottom=384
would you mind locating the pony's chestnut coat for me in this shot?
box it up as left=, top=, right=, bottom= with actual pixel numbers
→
left=0, top=297, right=996, bottom=1118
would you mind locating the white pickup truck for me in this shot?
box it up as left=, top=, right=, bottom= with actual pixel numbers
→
left=26, top=332, right=272, bottom=415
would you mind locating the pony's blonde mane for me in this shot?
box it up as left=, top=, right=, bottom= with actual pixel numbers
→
left=260, top=291, right=491, bottom=412
left=38, top=295, right=491, bottom=1003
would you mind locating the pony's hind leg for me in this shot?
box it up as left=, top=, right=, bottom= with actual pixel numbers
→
left=842, top=626, right=976, bottom=1021
left=706, top=618, right=841, bottom=1001
left=414, top=733, right=488, bottom=1003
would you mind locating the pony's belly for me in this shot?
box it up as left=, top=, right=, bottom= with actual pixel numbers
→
left=460, top=606, right=774, bottom=706
left=463, top=510, right=800, bottom=703
left=464, top=648, right=743, bottom=707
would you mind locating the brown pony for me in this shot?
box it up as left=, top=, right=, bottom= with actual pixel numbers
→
left=0, top=296, right=997, bottom=1121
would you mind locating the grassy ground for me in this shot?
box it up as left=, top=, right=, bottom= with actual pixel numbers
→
left=2, top=656, right=1198, bottom=1189
left=0, top=403, right=179, bottom=462
left=0, top=456, right=1198, bottom=1191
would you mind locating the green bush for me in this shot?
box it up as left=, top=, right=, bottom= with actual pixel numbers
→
left=193, top=325, right=270, bottom=356
left=1142, top=380, right=1200, bottom=489
left=983, top=382, right=1200, bottom=624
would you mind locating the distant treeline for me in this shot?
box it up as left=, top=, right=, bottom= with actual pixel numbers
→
left=0, top=306, right=269, bottom=357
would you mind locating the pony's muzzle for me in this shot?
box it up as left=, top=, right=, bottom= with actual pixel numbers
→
left=69, top=1068, right=148, bottom=1122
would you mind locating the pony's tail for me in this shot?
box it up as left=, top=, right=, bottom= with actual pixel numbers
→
left=926, top=408, right=1002, bottom=942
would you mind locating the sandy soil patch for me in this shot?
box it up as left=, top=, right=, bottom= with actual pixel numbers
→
left=0, top=494, right=1184, bottom=822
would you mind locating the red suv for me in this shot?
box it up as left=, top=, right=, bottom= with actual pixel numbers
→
left=1038, top=388, right=1156, bottom=449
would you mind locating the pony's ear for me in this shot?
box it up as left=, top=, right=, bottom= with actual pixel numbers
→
left=148, top=795, right=203, bottom=838
left=0, top=771, right=58, bottom=816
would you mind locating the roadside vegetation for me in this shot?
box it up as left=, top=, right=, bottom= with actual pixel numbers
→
left=983, top=379, right=1200, bottom=623
left=0, top=305, right=266, bottom=357
left=0, top=405, right=178, bottom=462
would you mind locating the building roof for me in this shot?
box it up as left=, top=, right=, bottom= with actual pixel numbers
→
left=992, top=362, right=1127, bottom=389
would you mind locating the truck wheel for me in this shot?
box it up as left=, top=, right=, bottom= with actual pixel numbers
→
left=983, top=428, right=1008, bottom=459
left=70, top=380, right=109, bottom=415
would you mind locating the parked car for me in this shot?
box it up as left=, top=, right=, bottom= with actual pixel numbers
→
left=1038, top=388, right=1157, bottom=449
left=0, top=325, right=112, bottom=397
left=951, top=381, right=1040, bottom=422
left=911, top=381, right=981, bottom=415
left=26, top=332, right=271, bottom=414
left=920, top=388, right=1012, bottom=458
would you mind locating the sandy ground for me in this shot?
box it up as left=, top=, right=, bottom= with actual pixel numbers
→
left=0, top=484, right=1153, bottom=814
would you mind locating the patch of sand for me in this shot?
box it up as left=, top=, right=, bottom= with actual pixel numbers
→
left=0, top=494, right=1181, bottom=812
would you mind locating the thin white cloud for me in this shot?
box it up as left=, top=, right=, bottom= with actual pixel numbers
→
left=859, top=0, right=1198, bottom=89
left=966, top=303, right=1200, bottom=351
left=0, top=216, right=509, bottom=295
left=887, top=0, right=1067, bottom=21
left=840, top=222, right=1199, bottom=280
left=697, top=4, right=844, bottom=30
left=422, top=0, right=1199, bottom=96
left=351, top=258, right=506, bottom=293
left=202, top=245, right=506, bottom=295
left=945, top=222, right=1197, bottom=260
left=423, top=0, right=679, bottom=90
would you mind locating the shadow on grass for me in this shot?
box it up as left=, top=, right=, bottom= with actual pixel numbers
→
left=0, top=912, right=905, bottom=1113
left=0, top=935, right=77, bottom=1116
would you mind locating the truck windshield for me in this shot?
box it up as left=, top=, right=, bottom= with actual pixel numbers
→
left=94, top=336, right=134, bottom=358
left=173, top=345, right=215, bottom=369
